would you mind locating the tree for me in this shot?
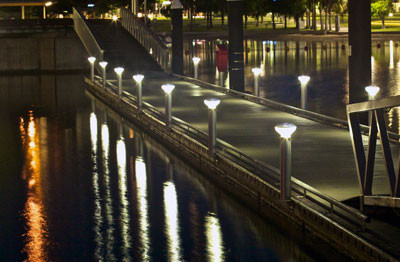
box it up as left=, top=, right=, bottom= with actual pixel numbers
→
left=371, top=0, right=393, bottom=29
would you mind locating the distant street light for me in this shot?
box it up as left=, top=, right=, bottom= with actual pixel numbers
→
left=88, top=57, right=96, bottom=82
left=275, top=123, right=297, bottom=201
left=252, top=68, right=262, bottom=97
left=133, top=74, right=144, bottom=112
left=298, top=75, right=310, bottom=109
left=161, top=84, right=175, bottom=128
left=114, top=67, right=124, bottom=100
left=204, top=98, right=221, bottom=156
left=99, top=61, right=108, bottom=90
left=193, top=57, right=201, bottom=79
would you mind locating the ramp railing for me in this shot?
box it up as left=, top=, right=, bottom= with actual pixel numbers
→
left=120, top=8, right=169, bottom=72
left=73, top=7, right=104, bottom=64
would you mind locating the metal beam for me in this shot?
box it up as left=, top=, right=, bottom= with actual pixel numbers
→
left=375, top=109, right=397, bottom=196
left=347, top=95, right=400, bottom=114
left=364, top=113, right=377, bottom=195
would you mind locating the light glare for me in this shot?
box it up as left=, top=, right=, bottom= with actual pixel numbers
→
left=365, top=85, right=380, bottom=97
left=192, top=57, right=201, bottom=65
left=275, top=123, right=297, bottom=139
left=99, top=61, right=108, bottom=68
left=133, top=74, right=144, bottom=83
left=204, top=98, right=221, bottom=110
left=161, top=84, right=175, bottom=94
left=252, top=68, right=262, bottom=76
left=88, top=56, right=96, bottom=64
left=114, top=67, right=124, bottom=75
left=298, top=75, right=311, bottom=85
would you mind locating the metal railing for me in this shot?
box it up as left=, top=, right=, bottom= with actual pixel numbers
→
left=99, top=77, right=370, bottom=230
left=120, top=8, right=170, bottom=72
left=73, top=7, right=104, bottom=64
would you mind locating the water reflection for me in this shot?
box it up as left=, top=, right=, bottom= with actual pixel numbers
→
left=184, top=39, right=400, bottom=121
left=90, top=109, right=104, bottom=260
left=163, top=161, right=182, bottom=262
left=205, top=212, right=225, bottom=262
left=21, top=112, right=48, bottom=261
left=116, top=127, right=132, bottom=259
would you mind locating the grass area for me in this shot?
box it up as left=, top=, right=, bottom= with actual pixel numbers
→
left=151, top=14, right=400, bottom=34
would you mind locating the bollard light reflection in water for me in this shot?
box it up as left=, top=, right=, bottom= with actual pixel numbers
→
left=101, top=122, right=116, bottom=260
left=135, top=156, right=150, bottom=261
left=117, top=136, right=131, bottom=259
left=205, top=213, right=225, bottom=262
left=90, top=112, right=104, bottom=260
left=164, top=179, right=182, bottom=261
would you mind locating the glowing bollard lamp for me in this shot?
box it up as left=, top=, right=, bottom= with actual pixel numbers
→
left=88, top=56, right=96, bottom=82
left=204, top=98, right=221, bottom=156
left=365, top=85, right=380, bottom=100
left=192, top=57, right=200, bottom=79
left=298, top=75, right=310, bottom=109
left=275, top=123, right=297, bottom=201
left=114, top=67, right=124, bottom=100
left=161, top=84, right=175, bottom=129
left=99, top=61, right=108, bottom=90
left=252, top=68, right=262, bottom=97
left=133, top=74, right=144, bottom=112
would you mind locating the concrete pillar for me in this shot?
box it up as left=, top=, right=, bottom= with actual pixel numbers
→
left=348, top=0, right=371, bottom=104
left=21, top=6, right=25, bottom=20
left=227, top=0, right=245, bottom=92
left=171, top=0, right=184, bottom=75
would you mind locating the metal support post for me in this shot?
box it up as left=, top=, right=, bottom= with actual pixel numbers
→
left=137, top=82, right=142, bottom=112
left=208, top=109, right=217, bottom=156
left=280, top=137, right=291, bottom=201
left=171, top=1, right=184, bottom=74
left=118, top=75, right=122, bottom=100
left=227, top=0, right=244, bottom=92
left=165, top=93, right=172, bottom=128
left=301, top=83, right=307, bottom=109
left=102, top=67, right=106, bottom=89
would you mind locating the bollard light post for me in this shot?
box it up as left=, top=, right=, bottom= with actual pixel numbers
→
left=133, top=74, right=144, bottom=112
left=365, top=85, right=380, bottom=126
left=192, top=57, right=201, bottom=79
left=275, top=123, right=297, bottom=201
left=114, top=67, right=124, bottom=100
left=161, top=84, right=175, bottom=128
left=298, top=75, right=310, bottom=109
left=204, top=98, right=221, bottom=156
left=88, top=56, right=96, bottom=82
left=252, top=68, right=262, bottom=97
left=99, top=61, right=108, bottom=90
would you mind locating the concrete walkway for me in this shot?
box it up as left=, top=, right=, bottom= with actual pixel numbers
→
left=119, top=72, right=396, bottom=202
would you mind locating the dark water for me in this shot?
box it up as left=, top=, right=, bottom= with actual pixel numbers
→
left=183, top=39, right=400, bottom=132
left=0, top=74, right=347, bottom=261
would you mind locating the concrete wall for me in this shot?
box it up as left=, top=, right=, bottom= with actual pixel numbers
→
left=0, top=29, right=88, bottom=72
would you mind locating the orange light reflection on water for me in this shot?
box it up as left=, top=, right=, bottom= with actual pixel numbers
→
left=21, top=112, right=48, bottom=262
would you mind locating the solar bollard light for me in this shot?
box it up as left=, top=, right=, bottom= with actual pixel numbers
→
left=161, top=84, right=175, bottom=129
left=99, top=61, right=108, bottom=90
left=204, top=98, right=221, bottom=156
left=192, top=57, right=201, bottom=79
left=252, top=68, right=262, bottom=97
left=275, top=123, right=297, bottom=201
left=133, top=74, right=144, bottom=112
left=114, top=67, right=124, bottom=100
left=298, top=75, right=310, bottom=109
left=88, top=56, right=96, bottom=82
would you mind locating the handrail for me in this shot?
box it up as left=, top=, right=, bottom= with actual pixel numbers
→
left=120, top=7, right=170, bottom=72
left=347, top=95, right=400, bottom=114
left=72, top=7, right=104, bottom=65
left=99, top=77, right=370, bottom=229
